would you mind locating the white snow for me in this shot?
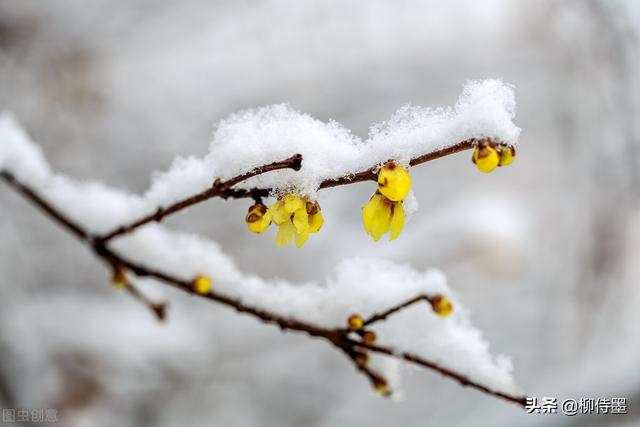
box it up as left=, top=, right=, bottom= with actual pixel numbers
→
left=0, top=99, right=522, bottom=396
left=2, top=79, right=520, bottom=232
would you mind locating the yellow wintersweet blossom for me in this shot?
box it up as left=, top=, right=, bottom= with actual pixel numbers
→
left=362, top=192, right=405, bottom=241
left=377, top=162, right=412, bottom=202
left=472, top=141, right=500, bottom=173
left=498, top=145, right=516, bottom=167
left=269, top=195, right=323, bottom=248
left=245, top=203, right=272, bottom=233
left=362, top=161, right=411, bottom=241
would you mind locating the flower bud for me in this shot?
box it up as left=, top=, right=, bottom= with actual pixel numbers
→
left=111, top=268, right=128, bottom=289
left=347, top=314, right=364, bottom=330
left=373, top=377, right=391, bottom=396
left=193, top=275, right=212, bottom=295
left=431, top=295, right=453, bottom=317
left=245, top=203, right=271, bottom=234
left=362, top=330, right=377, bottom=345
left=472, top=142, right=500, bottom=173
left=498, top=145, right=516, bottom=167
left=377, top=162, right=411, bottom=201
left=353, top=352, right=369, bottom=366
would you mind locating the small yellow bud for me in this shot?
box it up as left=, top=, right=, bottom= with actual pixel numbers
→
left=472, top=142, right=500, bottom=173
left=373, top=377, right=391, bottom=396
left=377, top=162, right=411, bottom=202
left=362, top=330, right=377, bottom=345
left=431, top=295, right=453, bottom=317
left=111, top=268, right=128, bottom=289
left=193, top=275, right=212, bottom=295
left=362, top=193, right=404, bottom=241
left=498, top=145, right=516, bottom=167
left=347, top=314, right=364, bottom=330
left=245, top=203, right=272, bottom=234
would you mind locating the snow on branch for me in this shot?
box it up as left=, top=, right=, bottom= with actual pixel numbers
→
left=0, top=79, right=526, bottom=406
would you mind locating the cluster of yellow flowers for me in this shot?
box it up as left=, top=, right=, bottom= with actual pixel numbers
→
left=472, top=140, right=516, bottom=173
left=245, top=195, right=324, bottom=248
left=362, top=161, right=412, bottom=241
left=246, top=142, right=515, bottom=247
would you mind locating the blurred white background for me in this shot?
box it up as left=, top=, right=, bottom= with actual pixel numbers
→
left=1, top=0, right=639, bottom=426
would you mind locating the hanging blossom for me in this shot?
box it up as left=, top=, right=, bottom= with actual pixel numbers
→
left=362, top=161, right=412, bottom=241
left=245, top=195, right=323, bottom=248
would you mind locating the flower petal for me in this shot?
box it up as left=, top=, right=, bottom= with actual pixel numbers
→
left=275, top=220, right=295, bottom=247
left=292, top=208, right=309, bottom=234
left=269, top=200, right=290, bottom=225
left=283, top=194, right=305, bottom=213
left=308, top=211, right=324, bottom=233
left=363, top=193, right=392, bottom=241
left=295, top=229, right=309, bottom=248
left=389, top=201, right=404, bottom=240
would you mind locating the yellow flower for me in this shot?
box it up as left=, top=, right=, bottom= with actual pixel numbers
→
left=269, top=195, right=324, bottom=248
left=431, top=295, right=453, bottom=317
left=193, top=275, right=212, bottom=295
left=347, top=314, right=364, bottom=330
left=472, top=141, right=500, bottom=173
left=362, top=192, right=405, bottom=241
left=498, top=145, right=516, bottom=167
left=377, top=162, right=411, bottom=202
left=245, top=203, right=272, bottom=233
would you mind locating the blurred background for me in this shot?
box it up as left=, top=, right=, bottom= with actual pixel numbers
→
left=1, top=0, right=639, bottom=426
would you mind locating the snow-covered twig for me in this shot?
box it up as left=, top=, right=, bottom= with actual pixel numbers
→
left=0, top=79, right=526, bottom=406
left=98, top=153, right=304, bottom=242
left=0, top=168, right=527, bottom=407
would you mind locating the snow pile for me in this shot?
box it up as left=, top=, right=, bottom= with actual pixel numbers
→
left=0, top=79, right=520, bottom=233
left=0, top=83, right=522, bottom=396
left=205, top=79, right=519, bottom=197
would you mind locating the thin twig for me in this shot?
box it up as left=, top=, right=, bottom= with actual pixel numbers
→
left=346, top=337, right=527, bottom=407
left=363, top=294, right=432, bottom=326
left=121, top=280, right=168, bottom=322
left=98, top=153, right=303, bottom=242
left=1, top=171, right=88, bottom=241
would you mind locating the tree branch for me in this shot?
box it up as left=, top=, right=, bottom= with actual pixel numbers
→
left=0, top=162, right=527, bottom=407
left=97, top=138, right=483, bottom=242
left=363, top=294, right=433, bottom=326
left=97, top=153, right=303, bottom=242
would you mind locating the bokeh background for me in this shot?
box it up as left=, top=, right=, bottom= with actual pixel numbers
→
left=1, top=1, right=639, bottom=426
